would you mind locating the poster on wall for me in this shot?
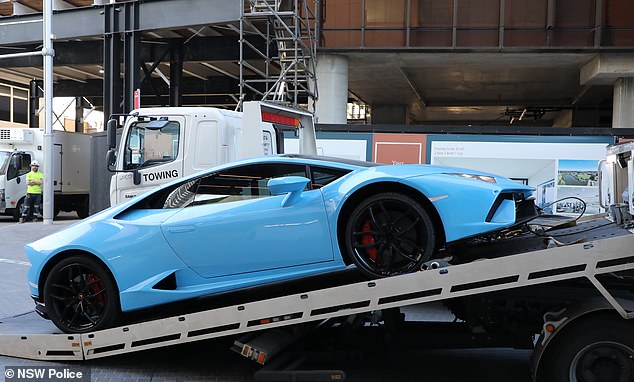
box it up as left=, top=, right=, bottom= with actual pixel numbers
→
left=556, top=160, right=600, bottom=215
left=429, top=138, right=610, bottom=215
left=284, top=137, right=368, bottom=161
left=372, top=133, right=427, bottom=164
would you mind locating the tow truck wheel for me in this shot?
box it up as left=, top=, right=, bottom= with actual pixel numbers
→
left=43, top=256, right=119, bottom=333
left=538, top=313, right=634, bottom=382
left=345, top=192, right=435, bottom=278
left=12, top=198, right=24, bottom=222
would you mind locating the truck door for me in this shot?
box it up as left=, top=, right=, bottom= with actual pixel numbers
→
left=4, top=152, right=31, bottom=210
left=262, top=123, right=281, bottom=154
left=113, top=117, right=185, bottom=204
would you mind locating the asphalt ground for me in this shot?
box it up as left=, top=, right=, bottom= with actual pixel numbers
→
left=0, top=213, right=534, bottom=382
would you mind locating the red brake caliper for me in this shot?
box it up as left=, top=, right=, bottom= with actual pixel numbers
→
left=360, top=219, right=378, bottom=261
left=86, top=275, right=106, bottom=304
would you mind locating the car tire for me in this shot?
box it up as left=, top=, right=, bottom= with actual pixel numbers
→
left=345, top=192, right=436, bottom=278
left=43, top=255, right=119, bottom=333
left=537, top=313, right=634, bottom=382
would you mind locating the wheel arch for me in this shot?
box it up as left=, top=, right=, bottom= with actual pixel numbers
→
left=38, top=249, right=120, bottom=301
left=335, top=181, right=446, bottom=265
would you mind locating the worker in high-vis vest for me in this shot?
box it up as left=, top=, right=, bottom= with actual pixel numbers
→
left=19, top=160, right=44, bottom=223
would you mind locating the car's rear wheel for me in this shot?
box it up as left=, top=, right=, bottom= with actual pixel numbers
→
left=345, top=192, right=436, bottom=278
left=43, top=256, right=118, bottom=333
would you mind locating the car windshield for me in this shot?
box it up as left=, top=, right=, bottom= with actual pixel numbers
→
left=123, top=119, right=180, bottom=170
left=0, top=151, right=10, bottom=174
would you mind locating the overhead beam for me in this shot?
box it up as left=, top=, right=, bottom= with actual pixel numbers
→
left=54, top=76, right=244, bottom=97
left=0, top=36, right=268, bottom=67
left=0, top=0, right=241, bottom=45
left=580, top=53, right=634, bottom=85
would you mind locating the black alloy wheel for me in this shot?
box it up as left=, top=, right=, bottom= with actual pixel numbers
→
left=345, top=192, right=436, bottom=278
left=43, top=256, right=118, bottom=333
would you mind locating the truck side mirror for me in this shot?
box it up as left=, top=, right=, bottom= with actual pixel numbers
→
left=133, top=169, right=141, bottom=185
left=106, top=149, right=117, bottom=172
left=107, top=119, right=118, bottom=149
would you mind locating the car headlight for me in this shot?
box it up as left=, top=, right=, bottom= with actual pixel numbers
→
left=445, top=173, right=497, bottom=184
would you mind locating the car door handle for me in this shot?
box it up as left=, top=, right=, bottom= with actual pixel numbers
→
left=167, top=225, right=196, bottom=233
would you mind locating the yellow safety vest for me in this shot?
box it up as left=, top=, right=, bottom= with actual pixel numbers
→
left=26, top=171, right=43, bottom=194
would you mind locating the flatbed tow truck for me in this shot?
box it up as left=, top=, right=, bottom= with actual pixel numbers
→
left=1, top=143, right=634, bottom=382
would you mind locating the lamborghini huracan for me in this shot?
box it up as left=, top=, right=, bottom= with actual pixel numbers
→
left=26, top=155, right=536, bottom=333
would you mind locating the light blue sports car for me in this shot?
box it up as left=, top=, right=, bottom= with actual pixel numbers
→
left=26, top=155, right=536, bottom=333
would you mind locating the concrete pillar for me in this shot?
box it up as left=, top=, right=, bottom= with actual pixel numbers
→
left=314, top=54, right=348, bottom=124
left=612, top=77, right=634, bottom=129
left=371, top=104, right=409, bottom=125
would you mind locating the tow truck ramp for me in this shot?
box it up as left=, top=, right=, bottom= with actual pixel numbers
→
left=1, top=225, right=633, bottom=361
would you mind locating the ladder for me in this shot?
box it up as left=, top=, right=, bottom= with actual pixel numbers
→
left=239, top=0, right=318, bottom=110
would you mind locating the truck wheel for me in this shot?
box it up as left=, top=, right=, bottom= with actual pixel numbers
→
left=537, top=313, right=634, bottom=382
left=43, top=256, right=119, bottom=333
left=12, top=198, right=24, bottom=222
left=76, top=198, right=89, bottom=219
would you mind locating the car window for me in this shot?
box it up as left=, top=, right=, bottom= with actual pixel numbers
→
left=190, top=163, right=308, bottom=207
left=162, top=179, right=198, bottom=208
left=310, top=166, right=351, bottom=189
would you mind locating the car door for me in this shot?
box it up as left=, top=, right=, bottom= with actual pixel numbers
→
left=161, top=163, right=334, bottom=278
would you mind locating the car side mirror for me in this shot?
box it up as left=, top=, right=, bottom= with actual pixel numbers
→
left=268, top=176, right=310, bottom=207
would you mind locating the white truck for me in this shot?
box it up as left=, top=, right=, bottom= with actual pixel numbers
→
left=106, top=101, right=318, bottom=206
left=0, top=128, right=91, bottom=221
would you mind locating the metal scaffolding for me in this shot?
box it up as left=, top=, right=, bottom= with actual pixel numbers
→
left=239, top=0, right=318, bottom=111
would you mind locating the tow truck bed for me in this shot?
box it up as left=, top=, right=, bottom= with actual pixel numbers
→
left=1, top=216, right=632, bottom=361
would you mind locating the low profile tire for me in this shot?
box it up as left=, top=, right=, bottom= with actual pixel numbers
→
left=43, top=256, right=119, bottom=333
left=345, top=192, right=436, bottom=278
left=537, top=313, right=634, bottom=382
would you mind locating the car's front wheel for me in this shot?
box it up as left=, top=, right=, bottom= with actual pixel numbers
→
left=43, top=256, right=119, bottom=333
left=345, top=192, right=436, bottom=278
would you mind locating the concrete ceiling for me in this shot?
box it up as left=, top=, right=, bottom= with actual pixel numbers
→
left=344, top=51, right=614, bottom=125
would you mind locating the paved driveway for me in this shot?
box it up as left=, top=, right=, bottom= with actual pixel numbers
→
left=0, top=214, right=78, bottom=319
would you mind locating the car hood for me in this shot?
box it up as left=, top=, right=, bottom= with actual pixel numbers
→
left=360, top=164, right=529, bottom=188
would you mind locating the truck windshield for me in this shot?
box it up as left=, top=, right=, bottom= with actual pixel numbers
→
left=123, top=120, right=180, bottom=170
left=0, top=151, right=10, bottom=174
